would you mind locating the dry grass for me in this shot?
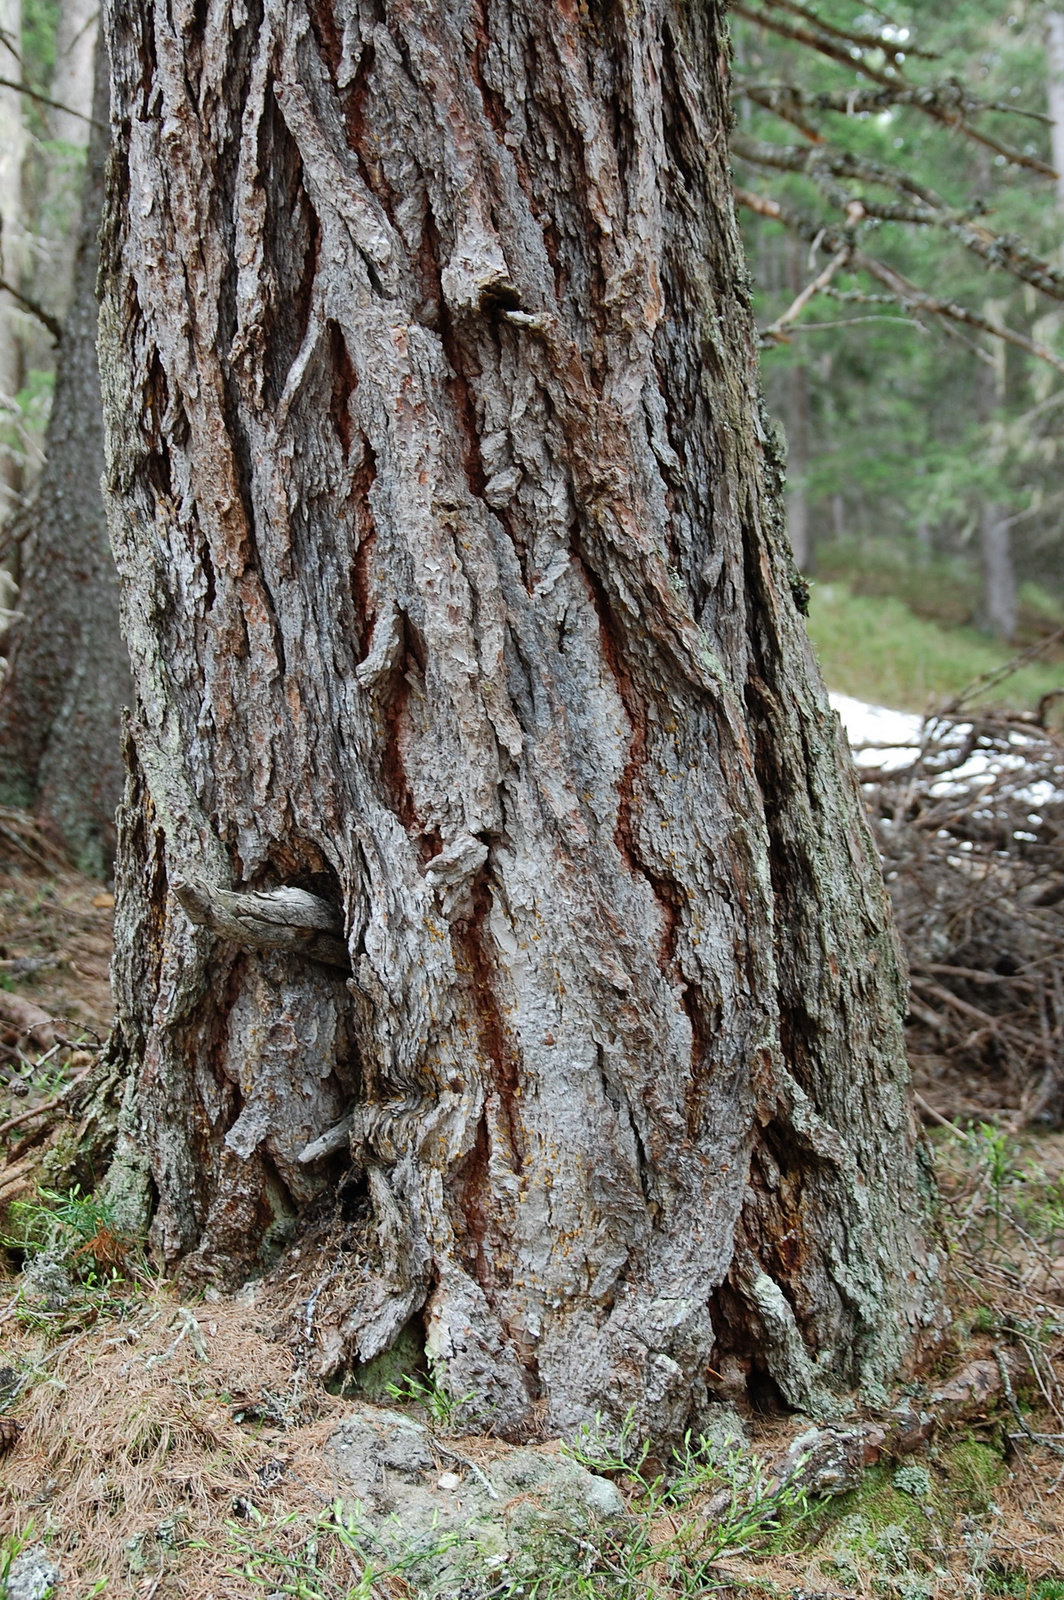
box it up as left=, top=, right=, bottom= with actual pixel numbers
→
left=0, top=1285, right=355, bottom=1596
left=0, top=814, right=116, bottom=1240
left=0, top=811, right=113, bottom=1046
left=3, top=1140, right=1064, bottom=1600
left=716, top=1128, right=1064, bottom=1598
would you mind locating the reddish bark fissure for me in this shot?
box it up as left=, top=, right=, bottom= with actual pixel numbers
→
left=98, top=0, right=936, bottom=1442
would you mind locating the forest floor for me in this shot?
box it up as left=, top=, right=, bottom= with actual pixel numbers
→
left=804, top=538, right=1064, bottom=717
left=2, top=818, right=1064, bottom=1597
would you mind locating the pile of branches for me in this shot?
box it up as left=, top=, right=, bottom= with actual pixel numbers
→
left=857, top=686, right=1064, bottom=1127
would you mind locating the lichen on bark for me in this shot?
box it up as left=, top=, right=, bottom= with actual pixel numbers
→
left=96, top=0, right=941, bottom=1446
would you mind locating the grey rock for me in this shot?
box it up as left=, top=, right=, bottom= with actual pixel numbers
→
left=583, top=1474, right=626, bottom=1518
left=6, top=1545, right=61, bottom=1600
left=19, top=1253, right=74, bottom=1311
left=776, top=1423, right=885, bottom=1498
left=697, top=1403, right=747, bottom=1454
left=324, top=1404, right=628, bottom=1595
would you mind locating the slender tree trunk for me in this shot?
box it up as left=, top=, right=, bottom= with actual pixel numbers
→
left=784, top=237, right=811, bottom=570
left=51, top=0, right=99, bottom=148
left=980, top=503, right=1017, bottom=643
left=0, top=39, right=130, bottom=873
left=785, top=364, right=811, bottom=569
left=975, top=316, right=1016, bottom=645
left=30, top=0, right=100, bottom=322
left=98, top=0, right=937, bottom=1446
left=1047, top=13, right=1064, bottom=221
left=0, top=0, right=26, bottom=549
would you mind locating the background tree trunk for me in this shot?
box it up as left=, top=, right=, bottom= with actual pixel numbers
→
left=784, top=236, right=811, bottom=571
left=974, top=311, right=1016, bottom=646
left=33, top=0, right=101, bottom=323
left=0, top=0, right=26, bottom=555
left=0, top=39, right=130, bottom=874
left=98, top=0, right=938, bottom=1445
left=50, top=0, right=99, bottom=149
left=979, top=503, right=1017, bottom=643
left=785, top=363, right=810, bottom=570
left=1047, top=13, right=1064, bottom=223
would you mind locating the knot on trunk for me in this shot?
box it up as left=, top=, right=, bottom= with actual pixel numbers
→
left=172, top=878, right=350, bottom=970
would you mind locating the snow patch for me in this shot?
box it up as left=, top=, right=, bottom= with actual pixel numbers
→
left=830, top=693, right=922, bottom=771
left=830, top=692, right=1061, bottom=805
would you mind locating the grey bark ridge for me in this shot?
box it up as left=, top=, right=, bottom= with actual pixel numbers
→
left=98, top=0, right=939, bottom=1447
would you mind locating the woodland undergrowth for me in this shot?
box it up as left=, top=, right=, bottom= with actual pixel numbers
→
left=2, top=754, right=1064, bottom=1595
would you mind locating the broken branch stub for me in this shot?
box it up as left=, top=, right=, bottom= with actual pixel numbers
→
left=171, top=880, right=350, bottom=971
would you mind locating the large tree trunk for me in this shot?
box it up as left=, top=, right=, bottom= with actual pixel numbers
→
left=98, top=0, right=938, bottom=1445
left=0, top=39, right=130, bottom=874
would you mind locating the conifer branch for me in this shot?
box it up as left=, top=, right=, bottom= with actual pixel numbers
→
left=733, top=187, right=1064, bottom=374
left=735, top=77, right=1057, bottom=178
left=0, top=276, right=62, bottom=342
left=731, top=134, right=1064, bottom=301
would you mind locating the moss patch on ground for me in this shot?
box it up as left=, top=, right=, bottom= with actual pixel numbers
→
left=754, top=1438, right=1014, bottom=1599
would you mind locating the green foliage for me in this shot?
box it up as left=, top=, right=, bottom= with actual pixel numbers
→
left=984, top=1570, right=1064, bottom=1599
left=554, top=1411, right=814, bottom=1595
left=14, top=369, right=55, bottom=436
left=215, top=1416, right=813, bottom=1599
left=3, top=1184, right=146, bottom=1308
left=735, top=0, right=1064, bottom=620
left=20, top=0, right=60, bottom=97
left=219, top=1501, right=460, bottom=1599
left=345, top=1317, right=424, bottom=1403
left=941, top=1440, right=1007, bottom=1512
left=0, top=369, right=54, bottom=492
left=814, top=538, right=1064, bottom=640
left=0, top=1524, right=37, bottom=1599
left=383, top=1369, right=474, bottom=1432
left=970, top=1120, right=1016, bottom=1233
left=801, top=1440, right=1012, bottom=1598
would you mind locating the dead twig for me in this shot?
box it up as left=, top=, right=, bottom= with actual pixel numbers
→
left=0, top=992, right=57, bottom=1050
left=913, top=1092, right=961, bottom=1133
left=760, top=246, right=851, bottom=342
left=994, top=1347, right=1064, bottom=1458
left=851, top=701, right=1064, bottom=1124
left=0, top=1060, right=94, bottom=1142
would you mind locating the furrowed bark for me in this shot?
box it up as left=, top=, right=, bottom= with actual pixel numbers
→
left=97, top=0, right=939, bottom=1445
